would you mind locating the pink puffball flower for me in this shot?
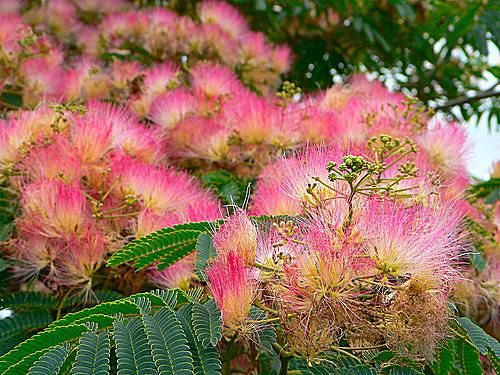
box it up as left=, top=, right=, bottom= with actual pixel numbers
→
left=199, top=0, right=249, bottom=39
left=149, top=88, right=197, bottom=130
left=143, top=62, right=180, bottom=97
left=20, top=57, right=65, bottom=107
left=110, top=155, right=210, bottom=214
left=70, top=109, right=113, bottom=166
left=357, top=198, right=465, bottom=288
left=213, top=210, right=258, bottom=265
left=20, top=180, right=91, bottom=239
left=271, top=45, right=293, bottom=74
left=418, top=120, right=470, bottom=177
left=250, top=146, right=344, bottom=215
left=148, top=254, right=196, bottom=290
left=23, top=135, right=83, bottom=183
left=167, top=117, right=230, bottom=162
left=58, top=226, right=108, bottom=288
left=207, top=251, right=257, bottom=328
left=190, top=62, right=241, bottom=99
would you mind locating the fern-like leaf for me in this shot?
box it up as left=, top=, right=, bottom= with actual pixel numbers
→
left=193, top=301, right=222, bottom=348
left=177, top=304, right=221, bottom=375
left=457, top=317, right=500, bottom=357
left=0, top=310, right=53, bottom=340
left=249, top=307, right=276, bottom=353
left=143, top=306, right=193, bottom=374
left=194, top=234, right=217, bottom=283
left=431, top=339, right=455, bottom=375
left=27, top=344, right=71, bottom=375
left=114, top=317, right=156, bottom=375
left=0, top=292, right=58, bottom=310
left=49, top=300, right=141, bottom=328
left=0, top=324, right=89, bottom=372
left=2, top=348, right=52, bottom=375
left=72, top=331, right=111, bottom=375
left=454, top=338, right=482, bottom=375
left=107, top=221, right=216, bottom=269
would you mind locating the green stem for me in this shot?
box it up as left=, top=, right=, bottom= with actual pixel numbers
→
left=56, top=287, right=75, bottom=320
left=272, top=342, right=293, bottom=375
left=331, top=346, right=361, bottom=362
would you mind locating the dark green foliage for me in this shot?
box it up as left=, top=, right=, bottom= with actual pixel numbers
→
left=0, top=310, right=53, bottom=341
left=200, top=170, right=253, bottom=207
left=114, top=318, right=156, bottom=375
left=192, top=300, right=222, bottom=348
left=177, top=303, right=222, bottom=375
left=431, top=339, right=455, bottom=375
left=458, top=317, right=500, bottom=357
left=107, top=221, right=219, bottom=270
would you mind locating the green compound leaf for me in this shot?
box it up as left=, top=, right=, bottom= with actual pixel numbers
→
left=114, top=317, right=156, bottom=375
left=143, top=306, right=193, bottom=374
left=193, top=300, right=222, bottom=348
left=27, top=344, right=71, bottom=375
left=72, top=331, right=111, bottom=375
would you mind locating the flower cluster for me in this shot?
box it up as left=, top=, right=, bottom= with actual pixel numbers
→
left=207, top=150, right=467, bottom=359
left=0, top=0, right=290, bottom=110
left=0, top=102, right=220, bottom=291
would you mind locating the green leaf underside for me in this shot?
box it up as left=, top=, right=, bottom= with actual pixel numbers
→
left=143, top=306, right=194, bottom=374
left=114, top=317, right=156, bottom=375
left=72, top=331, right=111, bottom=375
left=178, top=303, right=222, bottom=375
left=193, top=301, right=222, bottom=349
left=27, top=344, right=70, bottom=375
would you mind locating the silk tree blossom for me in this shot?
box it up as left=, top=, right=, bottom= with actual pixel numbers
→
left=250, top=147, right=345, bottom=215
left=207, top=251, right=258, bottom=328
left=418, top=121, right=470, bottom=178
left=356, top=198, right=464, bottom=287
left=149, top=89, right=197, bottom=130
left=19, top=180, right=91, bottom=239
left=213, top=210, right=258, bottom=265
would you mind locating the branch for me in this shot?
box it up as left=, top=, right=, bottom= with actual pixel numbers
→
left=434, top=83, right=499, bottom=110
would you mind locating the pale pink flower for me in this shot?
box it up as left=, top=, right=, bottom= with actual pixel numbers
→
left=213, top=210, right=258, bottom=264
left=148, top=254, right=196, bottom=290
left=190, top=62, right=241, bottom=99
left=23, top=136, right=83, bottom=183
left=356, top=198, right=465, bottom=287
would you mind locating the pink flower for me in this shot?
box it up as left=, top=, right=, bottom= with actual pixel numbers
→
left=149, top=88, right=197, bottom=129
left=356, top=198, right=465, bottom=287
left=213, top=210, right=258, bottom=264
left=167, top=116, right=230, bottom=161
left=110, top=155, right=211, bottom=214
left=199, top=0, right=249, bottom=39
left=418, top=120, right=470, bottom=177
left=143, top=63, right=180, bottom=97
left=250, top=146, right=344, bottom=215
left=190, top=62, right=241, bottom=99
left=23, top=135, right=83, bottom=183
left=148, top=254, right=195, bottom=290
left=71, top=108, right=113, bottom=165
left=207, top=251, right=257, bottom=328
left=20, top=180, right=91, bottom=239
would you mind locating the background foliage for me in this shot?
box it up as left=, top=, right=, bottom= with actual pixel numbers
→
left=227, top=0, right=499, bottom=130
